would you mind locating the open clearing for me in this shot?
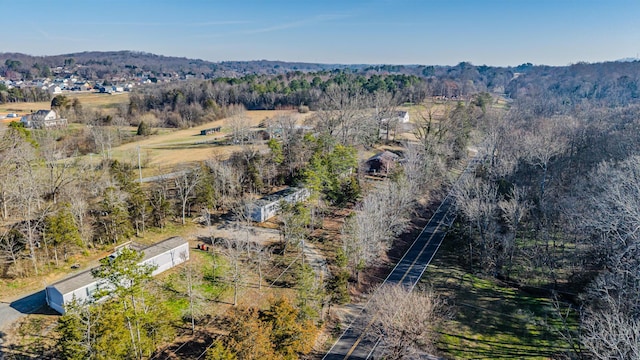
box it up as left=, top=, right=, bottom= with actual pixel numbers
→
left=0, top=92, right=129, bottom=117
left=109, top=109, right=311, bottom=171
left=422, top=237, right=574, bottom=359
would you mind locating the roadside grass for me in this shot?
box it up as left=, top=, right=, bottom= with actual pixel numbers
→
left=423, top=237, right=576, bottom=359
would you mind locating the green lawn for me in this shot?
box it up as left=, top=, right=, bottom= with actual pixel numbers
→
left=421, top=239, right=577, bottom=359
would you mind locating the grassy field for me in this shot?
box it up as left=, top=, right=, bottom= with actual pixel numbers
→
left=109, top=109, right=310, bottom=171
left=421, top=237, right=576, bottom=359
left=0, top=92, right=130, bottom=117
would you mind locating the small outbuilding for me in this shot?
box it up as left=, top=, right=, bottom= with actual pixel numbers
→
left=366, top=151, right=400, bottom=175
left=200, top=126, right=221, bottom=135
left=45, top=237, right=189, bottom=314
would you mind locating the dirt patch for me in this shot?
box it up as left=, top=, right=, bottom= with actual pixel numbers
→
left=0, top=313, right=58, bottom=359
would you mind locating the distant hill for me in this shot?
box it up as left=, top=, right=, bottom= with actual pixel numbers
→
left=616, top=57, right=640, bottom=63
left=0, top=51, right=370, bottom=80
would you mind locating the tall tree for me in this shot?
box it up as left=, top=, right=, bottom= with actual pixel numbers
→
left=45, top=203, right=83, bottom=266
left=96, top=186, right=133, bottom=244
left=174, top=167, right=201, bottom=225
left=92, top=247, right=172, bottom=359
left=367, top=285, right=447, bottom=359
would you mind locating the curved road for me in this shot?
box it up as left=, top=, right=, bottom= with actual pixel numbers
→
left=323, top=155, right=481, bottom=360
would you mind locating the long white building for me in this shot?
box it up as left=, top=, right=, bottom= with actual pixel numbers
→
left=45, top=237, right=189, bottom=314
left=247, top=187, right=310, bottom=223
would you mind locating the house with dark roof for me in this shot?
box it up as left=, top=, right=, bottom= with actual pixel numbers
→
left=20, top=110, right=67, bottom=129
left=366, top=151, right=400, bottom=175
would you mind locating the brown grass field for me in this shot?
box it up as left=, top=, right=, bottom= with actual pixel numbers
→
left=0, top=92, right=130, bottom=119
left=105, top=109, right=311, bottom=173
left=0, top=91, right=311, bottom=173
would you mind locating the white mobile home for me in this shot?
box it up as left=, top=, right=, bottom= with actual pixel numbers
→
left=247, top=187, right=310, bottom=223
left=45, top=237, right=189, bottom=314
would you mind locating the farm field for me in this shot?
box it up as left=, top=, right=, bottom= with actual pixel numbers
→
left=0, top=92, right=129, bottom=117
left=109, top=109, right=311, bottom=171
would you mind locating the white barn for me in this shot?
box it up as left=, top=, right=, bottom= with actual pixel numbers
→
left=45, top=237, right=189, bottom=314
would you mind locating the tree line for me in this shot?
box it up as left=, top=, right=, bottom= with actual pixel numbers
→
left=449, top=82, right=640, bottom=358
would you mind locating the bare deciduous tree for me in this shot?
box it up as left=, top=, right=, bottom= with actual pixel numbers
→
left=90, top=126, right=118, bottom=161
left=226, top=106, right=251, bottom=145
left=582, top=296, right=640, bottom=360
left=180, top=252, right=204, bottom=334
left=0, top=228, right=25, bottom=277
left=174, top=168, right=201, bottom=225
left=372, top=90, right=399, bottom=142
left=342, top=181, right=413, bottom=283
left=454, top=176, right=499, bottom=273
left=315, top=82, right=371, bottom=146
left=521, top=116, right=569, bottom=204
left=367, top=284, right=447, bottom=359
left=217, top=237, right=247, bottom=307
left=497, top=186, right=528, bottom=275
left=205, top=158, right=245, bottom=212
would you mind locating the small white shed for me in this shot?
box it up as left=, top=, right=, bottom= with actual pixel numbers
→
left=45, top=237, right=189, bottom=314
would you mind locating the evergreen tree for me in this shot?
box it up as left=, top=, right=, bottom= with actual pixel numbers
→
left=260, top=297, right=317, bottom=359
left=45, top=202, right=83, bottom=265
left=136, top=121, right=151, bottom=136
left=207, top=342, right=237, bottom=360
left=92, top=247, right=172, bottom=359
left=97, top=186, right=133, bottom=244
left=224, top=306, right=278, bottom=360
left=56, top=310, right=88, bottom=360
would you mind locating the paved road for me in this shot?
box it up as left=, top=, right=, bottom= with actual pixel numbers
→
left=323, top=156, right=481, bottom=360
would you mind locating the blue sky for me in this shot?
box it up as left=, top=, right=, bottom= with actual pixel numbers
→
left=3, top=0, right=639, bottom=66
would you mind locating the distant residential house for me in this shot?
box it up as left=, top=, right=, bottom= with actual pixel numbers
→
left=21, top=110, right=68, bottom=129
left=48, top=86, right=62, bottom=94
left=366, top=151, right=400, bottom=175
left=45, top=237, right=189, bottom=314
left=73, top=81, right=92, bottom=91
left=247, top=187, right=310, bottom=222
left=397, top=111, right=410, bottom=123
left=382, top=111, right=410, bottom=124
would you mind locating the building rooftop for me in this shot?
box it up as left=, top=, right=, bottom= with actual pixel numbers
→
left=252, top=187, right=306, bottom=207
left=367, top=151, right=400, bottom=162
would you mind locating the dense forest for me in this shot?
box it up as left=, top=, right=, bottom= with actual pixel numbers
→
left=2, top=56, right=640, bottom=359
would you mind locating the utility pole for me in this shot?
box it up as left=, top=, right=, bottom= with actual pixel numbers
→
left=137, top=145, right=142, bottom=183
